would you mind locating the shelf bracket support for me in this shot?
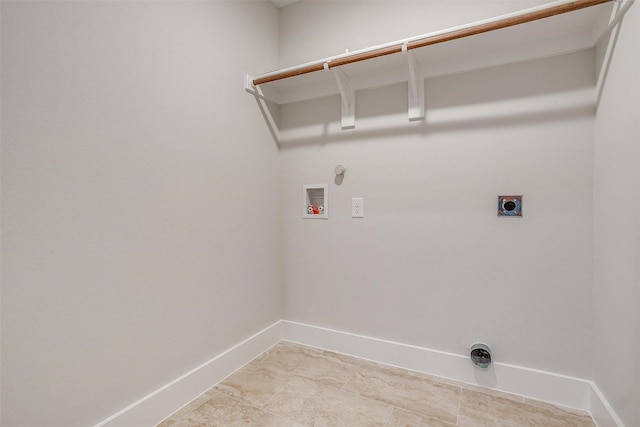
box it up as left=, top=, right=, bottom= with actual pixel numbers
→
left=332, top=68, right=356, bottom=130
left=403, top=44, right=424, bottom=121
left=244, top=74, right=281, bottom=142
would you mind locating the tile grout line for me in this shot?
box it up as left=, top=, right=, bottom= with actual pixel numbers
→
left=276, top=366, right=404, bottom=426
left=212, top=389, right=306, bottom=427
left=262, top=406, right=306, bottom=427
left=213, top=348, right=306, bottom=427
left=339, top=363, right=361, bottom=391
left=258, top=373, right=302, bottom=410
left=383, top=405, right=394, bottom=427
left=209, top=389, right=257, bottom=408
left=259, top=368, right=392, bottom=427
left=338, top=375, right=461, bottom=426
left=456, top=386, right=464, bottom=426
left=328, top=354, right=463, bottom=426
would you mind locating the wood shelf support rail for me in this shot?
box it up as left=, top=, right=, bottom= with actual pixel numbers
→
left=251, top=0, right=613, bottom=87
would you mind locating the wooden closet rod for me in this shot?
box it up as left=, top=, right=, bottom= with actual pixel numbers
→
left=252, top=0, right=612, bottom=86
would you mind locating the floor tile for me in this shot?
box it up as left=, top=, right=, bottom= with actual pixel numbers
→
left=156, top=393, right=214, bottom=427
left=215, top=363, right=291, bottom=407
left=264, top=376, right=391, bottom=426
left=259, top=342, right=362, bottom=388
left=343, top=362, right=461, bottom=424
left=157, top=342, right=598, bottom=427
left=460, top=383, right=525, bottom=403
left=159, top=391, right=300, bottom=427
left=406, top=371, right=524, bottom=404
left=458, top=388, right=596, bottom=427
left=523, top=398, right=596, bottom=424
left=387, top=407, right=457, bottom=427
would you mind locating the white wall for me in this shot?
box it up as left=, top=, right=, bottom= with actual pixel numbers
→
left=593, top=2, right=640, bottom=426
left=3, top=1, right=637, bottom=425
left=279, top=1, right=596, bottom=380
left=278, top=0, right=550, bottom=68
left=0, top=2, right=281, bottom=426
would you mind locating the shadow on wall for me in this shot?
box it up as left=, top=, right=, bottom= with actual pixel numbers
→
left=273, top=52, right=597, bottom=148
left=595, top=12, right=623, bottom=108
left=276, top=97, right=594, bottom=149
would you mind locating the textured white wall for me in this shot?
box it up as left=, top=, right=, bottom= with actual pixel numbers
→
left=279, top=1, right=596, bottom=379
left=0, top=2, right=281, bottom=426
left=593, top=2, right=640, bottom=426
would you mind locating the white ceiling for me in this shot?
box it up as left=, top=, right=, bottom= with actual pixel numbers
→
left=270, top=0, right=298, bottom=8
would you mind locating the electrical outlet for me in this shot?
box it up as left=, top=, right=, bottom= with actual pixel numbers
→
left=352, top=197, right=364, bottom=218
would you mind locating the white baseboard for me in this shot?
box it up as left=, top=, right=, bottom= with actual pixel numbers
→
left=94, top=320, right=282, bottom=427
left=281, top=320, right=623, bottom=426
left=94, top=319, right=623, bottom=427
left=589, top=382, right=626, bottom=427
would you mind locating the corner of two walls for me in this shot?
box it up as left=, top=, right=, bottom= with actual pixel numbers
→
left=593, top=2, right=640, bottom=426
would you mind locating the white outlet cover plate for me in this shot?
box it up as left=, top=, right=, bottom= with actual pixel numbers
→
left=352, top=197, right=364, bottom=218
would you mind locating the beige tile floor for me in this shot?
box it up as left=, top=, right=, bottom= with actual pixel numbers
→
left=158, top=342, right=596, bottom=427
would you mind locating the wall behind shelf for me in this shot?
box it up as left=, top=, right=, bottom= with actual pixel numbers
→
left=279, top=0, right=553, bottom=68
left=279, top=0, right=596, bottom=381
